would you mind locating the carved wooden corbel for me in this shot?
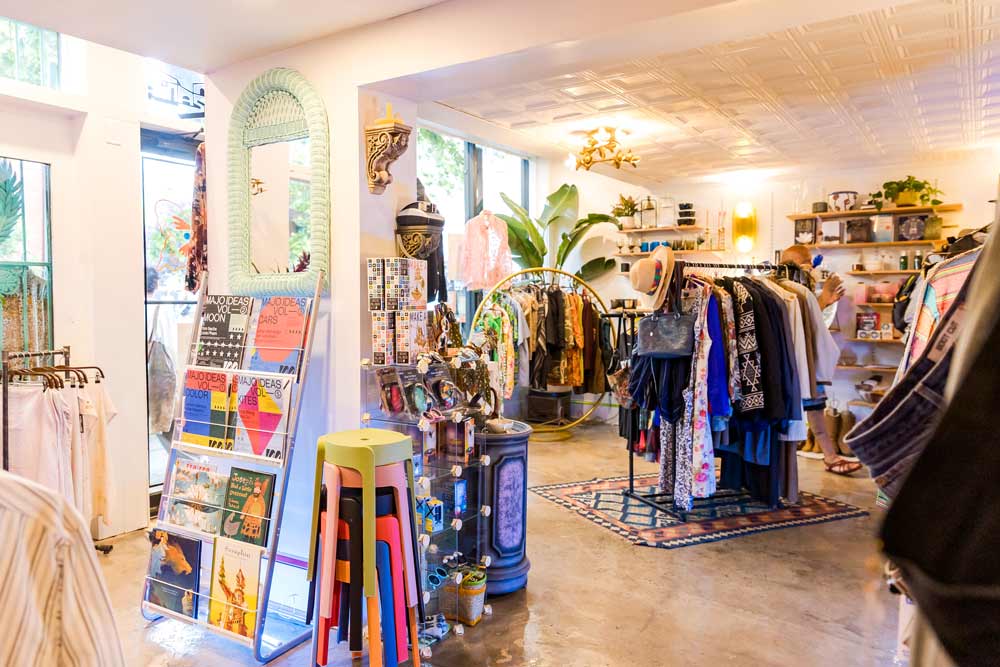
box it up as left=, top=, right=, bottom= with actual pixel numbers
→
left=365, top=103, right=412, bottom=194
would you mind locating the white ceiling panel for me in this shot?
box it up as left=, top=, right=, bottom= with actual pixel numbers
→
left=440, top=0, right=1000, bottom=181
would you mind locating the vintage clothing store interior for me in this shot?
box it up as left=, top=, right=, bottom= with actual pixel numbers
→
left=0, top=0, right=997, bottom=665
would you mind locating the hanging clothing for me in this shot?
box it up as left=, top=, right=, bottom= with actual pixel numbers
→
left=0, top=470, right=125, bottom=666
left=458, top=211, right=513, bottom=290
left=185, top=142, right=208, bottom=293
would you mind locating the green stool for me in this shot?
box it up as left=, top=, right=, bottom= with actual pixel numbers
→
left=309, top=428, right=415, bottom=598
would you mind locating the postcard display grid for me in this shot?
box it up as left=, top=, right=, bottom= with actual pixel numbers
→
left=141, top=275, right=322, bottom=664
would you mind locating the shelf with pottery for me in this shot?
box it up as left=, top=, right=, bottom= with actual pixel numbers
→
left=621, top=226, right=706, bottom=234
left=846, top=269, right=920, bottom=276
left=787, top=203, right=962, bottom=221
left=615, top=248, right=722, bottom=258
left=836, top=364, right=899, bottom=373
left=843, top=337, right=904, bottom=345
left=808, top=239, right=942, bottom=250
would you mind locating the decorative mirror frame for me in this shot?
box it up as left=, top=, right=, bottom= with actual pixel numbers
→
left=227, top=67, right=329, bottom=296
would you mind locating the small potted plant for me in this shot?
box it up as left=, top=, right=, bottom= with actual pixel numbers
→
left=611, top=194, right=639, bottom=229
left=869, top=176, right=943, bottom=211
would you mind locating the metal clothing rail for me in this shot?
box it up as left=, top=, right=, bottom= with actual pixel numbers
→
left=2, top=346, right=71, bottom=471
left=604, top=260, right=790, bottom=520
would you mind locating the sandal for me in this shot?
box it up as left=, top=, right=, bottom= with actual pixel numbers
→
left=824, top=457, right=862, bottom=476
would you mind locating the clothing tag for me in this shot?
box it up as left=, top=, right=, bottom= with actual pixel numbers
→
left=926, top=303, right=966, bottom=363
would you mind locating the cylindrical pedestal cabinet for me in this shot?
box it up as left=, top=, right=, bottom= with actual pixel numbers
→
left=477, top=421, right=531, bottom=595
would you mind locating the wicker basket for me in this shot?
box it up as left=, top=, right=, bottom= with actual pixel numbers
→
left=440, top=579, right=487, bottom=626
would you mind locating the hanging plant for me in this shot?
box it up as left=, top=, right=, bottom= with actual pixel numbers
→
left=0, top=160, right=24, bottom=246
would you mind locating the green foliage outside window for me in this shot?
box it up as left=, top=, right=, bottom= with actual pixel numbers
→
left=0, top=18, right=59, bottom=88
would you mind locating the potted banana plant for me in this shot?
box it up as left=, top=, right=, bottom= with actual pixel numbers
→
left=497, top=183, right=619, bottom=281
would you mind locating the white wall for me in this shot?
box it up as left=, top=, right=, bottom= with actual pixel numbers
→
left=0, top=39, right=201, bottom=538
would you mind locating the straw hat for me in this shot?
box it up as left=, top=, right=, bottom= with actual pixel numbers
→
left=629, top=245, right=675, bottom=310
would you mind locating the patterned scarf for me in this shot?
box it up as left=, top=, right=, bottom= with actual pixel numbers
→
left=731, top=280, right=765, bottom=413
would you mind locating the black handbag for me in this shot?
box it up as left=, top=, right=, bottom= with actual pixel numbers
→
left=634, top=264, right=695, bottom=359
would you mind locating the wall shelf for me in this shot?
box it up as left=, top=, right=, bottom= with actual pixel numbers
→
left=787, top=203, right=962, bottom=221
left=847, top=270, right=919, bottom=276
left=856, top=302, right=894, bottom=308
left=808, top=240, right=941, bottom=249
left=844, top=337, right=904, bottom=345
left=615, top=248, right=721, bottom=258
left=836, top=365, right=898, bottom=373
left=848, top=400, right=880, bottom=409
left=621, top=226, right=706, bottom=235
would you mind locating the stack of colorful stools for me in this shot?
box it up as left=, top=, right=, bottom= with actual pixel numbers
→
left=308, top=429, right=424, bottom=667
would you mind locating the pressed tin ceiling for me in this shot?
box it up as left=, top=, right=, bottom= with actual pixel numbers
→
left=439, top=0, right=1000, bottom=184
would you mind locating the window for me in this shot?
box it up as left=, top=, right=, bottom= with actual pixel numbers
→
left=416, top=128, right=530, bottom=331
left=0, top=156, right=52, bottom=353
left=0, top=18, right=59, bottom=89
left=141, top=132, right=199, bottom=491
left=417, top=128, right=529, bottom=241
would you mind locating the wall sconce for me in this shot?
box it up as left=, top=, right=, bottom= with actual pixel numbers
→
left=365, top=103, right=412, bottom=194
left=732, top=201, right=757, bottom=254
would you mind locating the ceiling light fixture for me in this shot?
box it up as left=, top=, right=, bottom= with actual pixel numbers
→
left=575, top=126, right=639, bottom=171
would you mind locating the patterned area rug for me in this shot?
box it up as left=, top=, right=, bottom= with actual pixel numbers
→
left=530, top=474, right=869, bottom=549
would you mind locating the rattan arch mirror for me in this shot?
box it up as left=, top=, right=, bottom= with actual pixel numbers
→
left=228, top=67, right=329, bottom=296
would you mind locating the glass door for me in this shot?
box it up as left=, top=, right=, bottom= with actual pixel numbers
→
left=141, top=144, right=197, bottom=495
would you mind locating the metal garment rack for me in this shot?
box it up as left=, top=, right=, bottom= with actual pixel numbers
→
left=140, top=271, right=324, bottom=663
left=609, top=260, right=787, bottom=520
left=1, top=346, right=115, bottom=554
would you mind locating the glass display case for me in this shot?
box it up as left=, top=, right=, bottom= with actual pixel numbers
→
left=361, top=360, right=492, bottom=652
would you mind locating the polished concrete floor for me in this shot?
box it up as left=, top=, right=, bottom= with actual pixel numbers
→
left=101, top=423, right=897, bottom=666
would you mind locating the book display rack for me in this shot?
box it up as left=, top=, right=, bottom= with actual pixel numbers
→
left=141, top=273, right=322, bottom=663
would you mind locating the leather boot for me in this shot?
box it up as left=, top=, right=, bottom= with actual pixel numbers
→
left=838, top=410, right=856, bottom=456
left=823, top=406, right=841, bottom=456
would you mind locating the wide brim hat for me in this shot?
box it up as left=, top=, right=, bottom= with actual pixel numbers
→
left=629, top=245, right=674, bottom=310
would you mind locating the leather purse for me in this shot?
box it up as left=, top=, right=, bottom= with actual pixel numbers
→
left=634, top=266, right=695, bottom=359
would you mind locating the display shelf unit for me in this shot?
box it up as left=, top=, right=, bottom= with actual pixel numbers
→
left=844, top=337, right=904, bottom=345
left=847, top=269, right=920, bottom=276
left=787, top=203, right=962, bottom=221
left=621, top=226, right=705, bottom=234
left=808, top=240, right=940, bottom=250
left=362, top=364, right=487, bottom=650
left=142, top=273, right=323, bottom=664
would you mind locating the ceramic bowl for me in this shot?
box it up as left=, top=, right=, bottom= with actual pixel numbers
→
left=828, top=191, right=859, bottom=212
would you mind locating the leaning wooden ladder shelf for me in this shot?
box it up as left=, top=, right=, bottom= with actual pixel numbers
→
left=141, top=271, right=323, bottom=663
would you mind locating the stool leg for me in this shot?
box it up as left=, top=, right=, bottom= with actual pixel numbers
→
left=339, top=518, right=364, bottom=652
left=377, top=516, right=408, bottom=665
left=376, top=541, right=398, bottom=667
left=408, top=607, right=422, bottom=667
left=367, top=596, right=384, bottom=667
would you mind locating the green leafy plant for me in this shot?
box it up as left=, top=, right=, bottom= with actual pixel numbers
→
left=870, top=176, right=944, bottom=211
left=497, top=184, right=618, bottom=280
left=611, top=194, right=638, bottom=217
left=0, top=160, right=24, bottom=247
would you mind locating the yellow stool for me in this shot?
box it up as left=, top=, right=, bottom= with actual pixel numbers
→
left=309, top=428, right=417, bottom=667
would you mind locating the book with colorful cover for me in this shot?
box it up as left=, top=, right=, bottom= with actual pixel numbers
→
left=208, top=536, right=261, bottom=639
left=180, top=369, right=233, bottom=450
left=244, top=296, right=311, bottom=375
left=220, top=467, right=276, bottom=547
left=194, top=295, right=254, bottom=369
left=145, top=529, right=202, bottom=619
left=169, top=460, right=229, bottom=506
left=165, top=498, right=224, bottom=534
left=228, top=373, right=292, bottom=462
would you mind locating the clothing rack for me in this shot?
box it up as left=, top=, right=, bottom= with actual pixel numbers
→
left=1, top=347, right=113, bottom=554
left=2, top=346, right=71, bottom=471
left=604, top=261, right=791, bottom=520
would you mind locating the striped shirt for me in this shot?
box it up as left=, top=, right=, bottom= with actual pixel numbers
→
left=0, top=470, right=124, bottom=666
